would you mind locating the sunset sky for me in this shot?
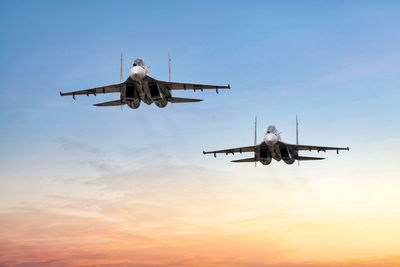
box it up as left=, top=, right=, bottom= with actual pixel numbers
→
left=1, top=1, right=400, bottom=266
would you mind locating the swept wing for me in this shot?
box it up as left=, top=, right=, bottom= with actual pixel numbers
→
left=280, top=141, right=349, bottom=153
left=146, top=76, right=230, bottom=92
left=203, top=145, right=256, bottom=157
left=60, top=83, right=122, bottom=99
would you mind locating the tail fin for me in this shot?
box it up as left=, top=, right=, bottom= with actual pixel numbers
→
left=120, top=52, right=123, bottom=82
left=254, top=116, right=257, bottom=167
left=296, top=115, right=299, bottom=166
left=296, top=115, right=299, bottom=145
left=94, top=99, right=123, bottom=106
left=168, top=51, right=171, bottom=82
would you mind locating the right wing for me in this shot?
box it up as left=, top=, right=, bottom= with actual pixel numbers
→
left=60, top=83, right=123, bottom=99
left=279, top=141, right=349, bottom=152
left=203, top=145, right=256, bottom=157
left=164, top=81, right=230, bottom=91
left=292, top=144, right=349, bottom=152
left=146, top=76, right=230, bottom=92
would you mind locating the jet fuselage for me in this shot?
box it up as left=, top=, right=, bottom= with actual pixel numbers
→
left=123, top=58, right=170, bottom=109
left=257, top=125, right=297, bottom=165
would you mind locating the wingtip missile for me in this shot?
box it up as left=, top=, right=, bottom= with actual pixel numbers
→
left=60, top=91, right=75, bottom=100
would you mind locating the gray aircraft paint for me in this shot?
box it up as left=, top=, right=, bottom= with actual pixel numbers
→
left=203, top=117, right=349, bottom=165
left=60, top=57, right=230, bottom=109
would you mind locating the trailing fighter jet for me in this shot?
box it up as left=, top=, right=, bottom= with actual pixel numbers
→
left=203, top=117, right=349, bottom=165
left=60, top=55, right=230, bottom=109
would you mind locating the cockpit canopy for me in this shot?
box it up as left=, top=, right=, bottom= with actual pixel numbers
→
left=267, top=125, right=277, bottom=134
left=133, top=58, right=146, bottom=67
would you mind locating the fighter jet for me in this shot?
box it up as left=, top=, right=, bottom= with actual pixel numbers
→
left=60, top=56, right=230, bottom=109
left=203, top=117, right=349, bottom=165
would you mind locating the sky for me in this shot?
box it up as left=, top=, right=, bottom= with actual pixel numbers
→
left=1, top=0, right=400, bottom=266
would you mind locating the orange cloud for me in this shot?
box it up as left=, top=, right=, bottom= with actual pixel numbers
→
left=1, top=197, right=400, bottom=267
left=1, top=237, right=399, bottom=267
left=1, top=164, right=400, bottom=267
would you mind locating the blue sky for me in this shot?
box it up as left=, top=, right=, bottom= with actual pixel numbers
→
left=1, top=1, right=400, bottom=266
left=1, top=0, right=399, bottom=171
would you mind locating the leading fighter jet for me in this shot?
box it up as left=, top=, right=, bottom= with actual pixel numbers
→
left=60, top=56, right=230, bottom=109
left=203, top=117, right=349, bottom=165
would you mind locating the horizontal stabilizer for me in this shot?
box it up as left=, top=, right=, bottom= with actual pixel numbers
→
left=168, top=97, right=203, bottom=103
left=232, top=157, right=257, bottom=163
left=93, top=99, right=122, bottom=106
left=296, top=156, right=325, bottom=161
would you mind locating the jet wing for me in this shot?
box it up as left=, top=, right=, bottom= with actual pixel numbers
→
left=60, top=83, right=123, bottom=99
left=203, top=145, right=256, bottom=157
left=279, top=142, right=349, bottom=152
left=146, top=76, right=230, bottom=92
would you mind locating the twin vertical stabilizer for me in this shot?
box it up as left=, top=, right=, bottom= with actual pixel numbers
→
left=254, top=116, right=257, bottom=167
left=168, top=51, right=171, bottom=82
left=296, top=115, right=299, bottom=166
left=296, top=115, right=299, bottom=145
left=120, top=52, right=123, bottom=83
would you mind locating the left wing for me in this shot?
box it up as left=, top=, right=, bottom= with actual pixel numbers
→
left=146, top=76, right=230, bottom=92
left=60, top=83, right=123, bottom=99
left=203, top=145, right=256, bottom=157
left=280, top=141, right=349, bottom=153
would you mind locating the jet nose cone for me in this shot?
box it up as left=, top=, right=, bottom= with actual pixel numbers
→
left=130, top=66, right=146, bottom=81
left=264, top=133, right=278, bottom=146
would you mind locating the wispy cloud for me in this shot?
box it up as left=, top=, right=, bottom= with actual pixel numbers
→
left=1, top=162, right=400, bottom=267
left=56, top=137, right=102, bottom=154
